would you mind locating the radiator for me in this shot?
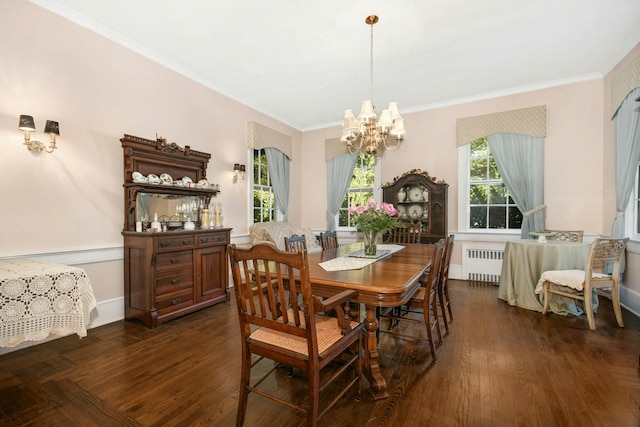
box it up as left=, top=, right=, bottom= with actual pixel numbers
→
left=462, top=245, right=504, bottom=282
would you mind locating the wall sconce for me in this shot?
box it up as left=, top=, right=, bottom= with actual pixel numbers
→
left=232, top=163, right=246, bottom=183
left=18, top=115, right=60, bottom=153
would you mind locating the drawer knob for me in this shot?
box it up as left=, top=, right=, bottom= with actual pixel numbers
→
left=170, top=258, right=180, bottom=264
left=171, top=278, right=180, bottom=284
left=171, top=298, right=181, bottom=306
left=201, top=238, right=209, bottom=243
left=160, top=241, right=171, bottom=247
left=183, top=240, right=192, bottom=245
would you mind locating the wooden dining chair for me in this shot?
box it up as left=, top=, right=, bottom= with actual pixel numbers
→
left=319, top=231, right=339, bottom=250
left=546, top=230, right=584, bottom=242
left=380, top=239, right=445, bottom=361
left=284, top=234, right=307, bottom=253
left=386, top=223, right=421, bottom=244
left=437, top=234, right=455, bottom=335
left=539, top=237, right=629, bottom=330
left=228, top=243, right=363, bottom=426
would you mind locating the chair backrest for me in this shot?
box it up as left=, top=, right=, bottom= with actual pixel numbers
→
left=439, top=234, right=455, bottom=285
left=320, top=231, right=339, bottom=250
left=284, top=234, right=307, bottom=253
left=585, top=237, right=629, bottom=281
left=421, top=239, right=445, bottom=308
left=547, top=230, right=584, bottom=242
left=228, top=243, right=319, bottom=354
left=387, top=223, right=421, bottom=244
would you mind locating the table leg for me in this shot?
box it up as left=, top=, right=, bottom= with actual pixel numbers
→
left=363, top=304, right=388, bottom=399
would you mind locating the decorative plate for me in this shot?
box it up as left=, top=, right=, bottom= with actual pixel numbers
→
left=147, top=174, right=161, bottom=184
left=408, top=203, right=423, bottom=219
left=132, top=171, right=147, bottom=183
left=408, top=186, right=423, bottom=202
left=197, top=179, right=210, bottom=189
left=160, top=173, right=173, bottom=185
left=181, top=176, right=193, bottom=185
left=396, top=205, right=406, bottom=217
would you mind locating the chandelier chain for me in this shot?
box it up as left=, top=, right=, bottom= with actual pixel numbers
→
left=369, top=21, right=374, bottom=102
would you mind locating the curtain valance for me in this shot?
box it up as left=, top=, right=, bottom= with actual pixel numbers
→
left=456, top=105, right=546, bottom=146
left=325, top=137, right=345, bottom=162
left=610, top=55, right=640, bottom=118
left=247, top=121, right=292, bottom=159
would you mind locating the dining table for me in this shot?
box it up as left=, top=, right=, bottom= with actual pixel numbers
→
left=497, top=239, right=592, bottom=315
left=305, top=242, right=434, bottom=400
left=0, top=258, right=96, bottom=348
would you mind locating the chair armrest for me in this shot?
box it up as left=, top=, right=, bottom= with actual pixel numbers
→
left=312, top=290, right=358, bottom=334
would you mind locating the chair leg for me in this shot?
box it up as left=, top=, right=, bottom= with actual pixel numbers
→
left=422, top=296, right=439, bottom=362
left=584, top=290, right=596, bottom=331
left=542, top=282, right=550, bottom=314
left=612, top=283, right=624, bottom=327
left=307, top=369, right=320, bottom=426
left=444, top=284, right=453, bottom=323
left=236, top=346, right=251, bottom=427
left=432, top=296, right=443, bottom=345
left=437, top=285, right=449, bottom=335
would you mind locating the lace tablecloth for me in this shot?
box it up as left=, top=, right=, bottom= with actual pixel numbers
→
left=0, top=259, right=96, bottom=347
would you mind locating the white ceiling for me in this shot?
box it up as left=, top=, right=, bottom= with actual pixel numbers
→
left=32, top=0, right=640, bottom=131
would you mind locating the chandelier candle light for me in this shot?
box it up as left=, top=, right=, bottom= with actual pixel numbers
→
left=341, top=15, right=406, bottom=156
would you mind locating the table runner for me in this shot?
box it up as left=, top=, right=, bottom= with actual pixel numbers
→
left=319, top=244, right=406, bottom=271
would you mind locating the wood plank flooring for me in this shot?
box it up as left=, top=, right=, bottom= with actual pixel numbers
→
left=1, top=280, right=639, bottom=426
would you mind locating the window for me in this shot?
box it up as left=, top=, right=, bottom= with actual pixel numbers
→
left=252, top=149, right=275, bottom=223
left=467, top=137, right=522, bottom=230
left=629, top=161, right=640, bottom=239
left=338, top=153, right=379, bottom=228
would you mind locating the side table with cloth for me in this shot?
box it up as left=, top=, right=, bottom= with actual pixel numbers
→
left=498, top=240, right=591, bottom=315
left=0, top=259, right=96, bottom=347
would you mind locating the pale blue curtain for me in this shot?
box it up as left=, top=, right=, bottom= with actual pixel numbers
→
left=265, top=147, right=290, bottom=221
left=487, top=133, right=545, bottom=239
left=326, top=153, right=358, bottom=231
left=611, top=87, right=640, bottom=238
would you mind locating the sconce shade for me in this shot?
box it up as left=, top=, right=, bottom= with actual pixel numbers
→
left=233, top=163, right=241, bottom=171
left=44, top=120, right=60, bottom=135
left=240, top=164, right=246, bottom=173
left=19, top=115, right=36, bottom=131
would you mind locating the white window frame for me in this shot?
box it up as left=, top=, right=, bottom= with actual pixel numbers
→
left=625, top=160, right=640, bottom=240
left=458, top=143, right=521, bottom=235
left=250, top=148, right=283, bottom=224
left=336, top=154, right=382, bottom=231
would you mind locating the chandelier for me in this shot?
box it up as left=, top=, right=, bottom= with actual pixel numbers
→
left=341, top=15, right=405, bottom=155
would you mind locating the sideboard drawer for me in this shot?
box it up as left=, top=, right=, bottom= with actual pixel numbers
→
left=197, top=232, right=229, bottom=247
left=155, top=266, right=194, bottom=296
left=156, top=288, right=194, bottom=315
left=156, top=236, right=195, bottom=251
left=155, top=250, right=193, bottom=270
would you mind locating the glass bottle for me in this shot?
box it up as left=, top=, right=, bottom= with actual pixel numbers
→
left=212, top=203, right=223, bottom=228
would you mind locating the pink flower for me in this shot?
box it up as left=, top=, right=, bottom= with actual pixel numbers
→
left=356, top=205, right=367, bottom=214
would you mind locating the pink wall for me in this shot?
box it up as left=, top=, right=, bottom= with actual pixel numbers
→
left=302, top=80, right=605, bottom=235
left=0, top=1, right=302, bottom=260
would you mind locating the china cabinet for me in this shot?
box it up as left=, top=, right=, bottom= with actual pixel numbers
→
left=121, top=134, right=231, bottom=328
left=382, top=169, right=448, bottom=244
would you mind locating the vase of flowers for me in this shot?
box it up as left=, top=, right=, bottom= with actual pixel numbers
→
left=348, top=199, right=405, bottom=256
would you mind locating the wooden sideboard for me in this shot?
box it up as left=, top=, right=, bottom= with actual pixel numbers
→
left=123, top=229, right=230, bottom=328
left=121, top=134, right=231, bottom=328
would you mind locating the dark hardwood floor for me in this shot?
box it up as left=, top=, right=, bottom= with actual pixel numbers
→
left=2, top=280, right=639, bottom=426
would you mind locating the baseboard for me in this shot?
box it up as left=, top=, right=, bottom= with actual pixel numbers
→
left=620, top=285, right=640, bottom=318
